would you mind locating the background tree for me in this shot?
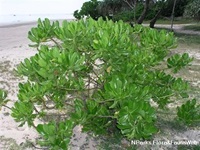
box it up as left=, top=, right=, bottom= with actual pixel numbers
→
left=161, top=0, right=192, bottom=17
left=123, top=0, right=137, bottom=23
left=149, top=0, right=166, bottom=28
left=98, top=0, right=122, bottom=19
left=170, top=0, right=177, bottom=30
left=74, top=0, right=195, bottom=27
left=137, top=0, right=150, bottom=24
left=73, top=0, right=100, bottom=20
left=184, top=0, right=200, bottom=20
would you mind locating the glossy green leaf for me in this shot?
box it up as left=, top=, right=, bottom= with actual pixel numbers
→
left=177, top=99, right=200, bottom=125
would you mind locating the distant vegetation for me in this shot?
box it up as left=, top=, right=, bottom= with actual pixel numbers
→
left=74, top=0, right=200, bottom=27
left=183, top=24, right=200, bottom=31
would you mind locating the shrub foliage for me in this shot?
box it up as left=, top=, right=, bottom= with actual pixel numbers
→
left=0, top=18, right=199, bottom=149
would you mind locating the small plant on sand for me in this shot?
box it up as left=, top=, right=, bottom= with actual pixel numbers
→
left=0, top=89, right=9, bottom=110
left=1, top=18, right=199, bottom=149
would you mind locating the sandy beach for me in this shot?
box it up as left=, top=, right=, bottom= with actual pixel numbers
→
left=0, top=22, right=38, bottom=148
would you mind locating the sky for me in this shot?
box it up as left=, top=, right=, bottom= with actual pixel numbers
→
left=0, top=0, right=89, bottom=15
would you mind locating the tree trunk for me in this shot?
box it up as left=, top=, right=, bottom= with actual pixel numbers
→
left=170, top=0, right=177, bottom=30
left=137, top=0, right=150, bottom=24
left=149, top=9, right=162, bottom=28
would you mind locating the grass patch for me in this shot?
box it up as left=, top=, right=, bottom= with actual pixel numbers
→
left=174, top=32, right=200, bottom=45
left=154, top=27, right=200, bottom=45
left=183, top=24, right=200, bottom=31
left=144, top=18, right=197, bottom=25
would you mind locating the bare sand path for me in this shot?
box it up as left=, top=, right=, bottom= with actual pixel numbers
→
left=154, top=24, right=200, bottom=35
left=142, top=23, right=200, bottom=35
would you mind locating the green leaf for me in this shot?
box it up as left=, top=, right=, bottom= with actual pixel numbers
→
left=52, top=48, right=60, bottom=58
left=0, top=89, right=7, bottom=100
left=28, top=44, right=39, bottom=48
left=36, top=124, right=45, bottom=135
left=177, top=99, right=200, bottom=125
left=38, top=58, right=47, bottom=67
left=117, top=100, right=157, bottom=139
left=37, top=68, right=48, bottom=78
left=28, top=31, right=38, bottom=43
left=43, top=124, right=55, bottom=136
left=167, top=53, right=193, bottom=73
left=0, top=89, right=9, bottom=109
left=36, top=121, right=74, bottom=149
left=180, top=92, right=189, bottom=98
left=11, top=101, right=36, bottom=127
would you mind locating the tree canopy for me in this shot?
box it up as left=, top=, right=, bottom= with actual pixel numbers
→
left=184, top=0, right=200, bottom=20
left=73, top=0, right=196, bottom=27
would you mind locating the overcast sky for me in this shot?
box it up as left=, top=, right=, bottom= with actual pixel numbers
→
left=0, top=0, right=89, bottom=15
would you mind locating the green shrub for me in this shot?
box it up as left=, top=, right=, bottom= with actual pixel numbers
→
left=9, top=18, right=199, bottom=149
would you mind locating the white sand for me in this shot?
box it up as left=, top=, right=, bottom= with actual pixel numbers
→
left=0, top=22, right=38, bottom=146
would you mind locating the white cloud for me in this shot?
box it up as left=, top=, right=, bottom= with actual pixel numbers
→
left=0, top=0, right=89, bottom=15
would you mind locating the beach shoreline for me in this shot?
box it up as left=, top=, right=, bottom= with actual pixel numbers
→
left=0, top=21, right=38, bottom=28
left=0, top=13, right=75, bottom=26
left=0, top=18, right=75, bottom=28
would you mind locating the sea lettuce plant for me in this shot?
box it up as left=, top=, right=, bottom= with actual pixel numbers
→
left=3, top=18, right=199, bottom=149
